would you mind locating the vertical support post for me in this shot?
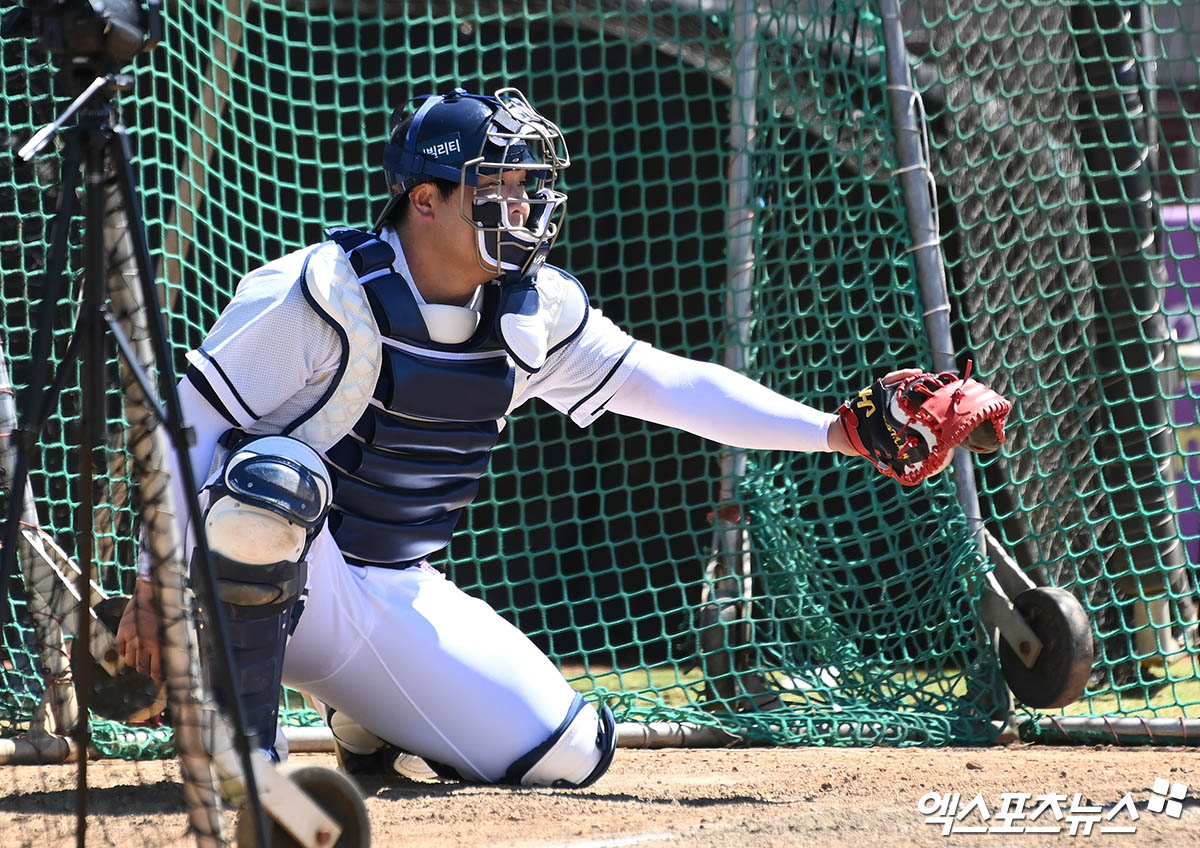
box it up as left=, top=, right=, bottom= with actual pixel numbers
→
left=720, top=0, right=759, bottom=506
left=877, top=0, right=987, bottom=557
left=156, top=0, right=249, bottom=311
left=698, top=0, right=773, bottom=710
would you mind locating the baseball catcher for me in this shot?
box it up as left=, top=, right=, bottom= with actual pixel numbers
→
left=835, top=365, right=1012, bottom=485
left=115, top=84, right=1011, bottom=793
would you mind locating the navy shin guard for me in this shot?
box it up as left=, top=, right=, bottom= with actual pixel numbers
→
left=223, top=608, right=292, bottom=757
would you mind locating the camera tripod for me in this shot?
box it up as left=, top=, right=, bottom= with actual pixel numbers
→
left=1, top=72, right=362, bottom=847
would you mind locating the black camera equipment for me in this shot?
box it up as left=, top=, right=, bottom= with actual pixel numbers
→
left=1, top=0, right=162, bottom=93
left=0, top=2, right=272, bottom=842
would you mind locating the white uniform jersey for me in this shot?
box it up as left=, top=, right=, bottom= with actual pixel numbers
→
left=184, top=226, right=647, bottom=449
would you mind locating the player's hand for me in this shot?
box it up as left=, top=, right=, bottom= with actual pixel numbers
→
left=116, top=578, right=163, bottom=682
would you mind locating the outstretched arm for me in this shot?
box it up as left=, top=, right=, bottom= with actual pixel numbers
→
left=604, top=346, right=865, bottom=455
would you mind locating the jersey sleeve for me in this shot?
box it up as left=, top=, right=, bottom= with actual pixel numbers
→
left=184, top=250, right=341, bottom=430
left=520, top=271, right=649, bottom=427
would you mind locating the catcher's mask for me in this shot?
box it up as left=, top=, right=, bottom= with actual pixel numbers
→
left=375, top=87, right=569, bottom=279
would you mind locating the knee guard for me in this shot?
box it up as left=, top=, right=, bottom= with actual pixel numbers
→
left=200, top=434, right=332, bottom=758
left=503, top=694, right=617, bottom=789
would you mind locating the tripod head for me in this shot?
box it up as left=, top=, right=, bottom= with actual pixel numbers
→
left=4, top=0, right=162, bottom=158
left=1, top=0, right=162, bottom=96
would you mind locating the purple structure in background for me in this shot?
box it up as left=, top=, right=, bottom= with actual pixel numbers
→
left=1161, top=204, right=1200, bottom=566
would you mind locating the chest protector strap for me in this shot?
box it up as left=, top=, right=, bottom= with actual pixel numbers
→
left=317, top=228, right=511, bottom=569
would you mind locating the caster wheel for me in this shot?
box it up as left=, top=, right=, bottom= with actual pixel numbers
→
left=70, top=596, right=167, bottom=723
left=236, top=765, right=370, bottom=848
left=998, top=587, right=1094, bottom=709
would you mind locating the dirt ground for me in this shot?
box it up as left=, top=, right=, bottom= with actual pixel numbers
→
left=2, top=746, right=1198, bottom=847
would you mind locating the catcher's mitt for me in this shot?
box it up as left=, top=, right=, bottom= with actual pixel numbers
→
left=836, top=364, right=1011, bottom=486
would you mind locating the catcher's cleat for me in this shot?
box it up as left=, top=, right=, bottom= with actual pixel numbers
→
left=333, top=736, right=403, bottom=777
left=326, top=706, right=446, bottom=782
left=326, top=705, right=398, bottom=776
left=334, top=737, right=451, bottom=782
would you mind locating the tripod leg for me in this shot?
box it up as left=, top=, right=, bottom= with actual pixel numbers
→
left=70, top=123, right=112, bottom=834
left=94, top=127, right=228, bottom=845
left=0, top=339, right=79, bottom=745
left=102, top=111, right=344, bottom=848
left=21, top=137, right=82, bottom=430
left=0, top=140, right=82, bottom=628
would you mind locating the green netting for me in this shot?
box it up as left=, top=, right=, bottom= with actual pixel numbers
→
left=910, top=0, right=1200, bottom=723
left=2, top=0, right=1199, bottom=762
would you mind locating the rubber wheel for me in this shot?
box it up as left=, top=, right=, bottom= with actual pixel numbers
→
left=998, top=587, right=1094, bottom=709
left=236, top=765, right=370, bottom=848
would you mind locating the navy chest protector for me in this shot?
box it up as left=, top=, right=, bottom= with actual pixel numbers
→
left=322, top=228, right=514, bottom=567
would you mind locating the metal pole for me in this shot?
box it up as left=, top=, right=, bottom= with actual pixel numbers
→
left=698, top=0, right=765, bottom=710
left=281, top=722, right=738, bottom=751
left=878, top=0, right=987, bottom=556
left=720, top=0, right=759, bottom=504
left=1030, top=716, right=1200, bottom=744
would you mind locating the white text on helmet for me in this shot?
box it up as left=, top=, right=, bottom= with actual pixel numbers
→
left=421, top=135, right=462, bottom=159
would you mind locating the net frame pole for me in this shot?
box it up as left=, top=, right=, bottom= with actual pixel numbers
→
left=879, top=0, right=1048, bottom=683
left=718, top=0, right=758, bottom=504
left=877, top=0, right=986, bottom=554
left=1028, top=716, right=1200, bottom=744
left=279, top=722, right=739, bottom=752
left=696, top=0, right=769, bottom=712
left=0, top=337, right=81, bottom=749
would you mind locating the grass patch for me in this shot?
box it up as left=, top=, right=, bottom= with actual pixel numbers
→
left=1062, top=658, right=1200, bottom=719
left=561, top=663, right=705, bottom=708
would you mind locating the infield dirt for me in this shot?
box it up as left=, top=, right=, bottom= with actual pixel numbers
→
left=1, top=746, right=1197, bottom=846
